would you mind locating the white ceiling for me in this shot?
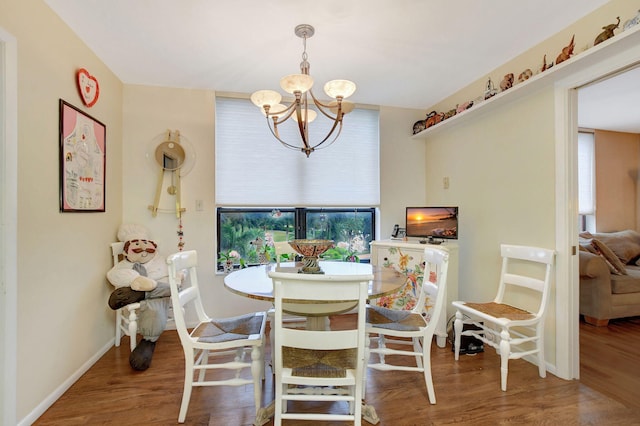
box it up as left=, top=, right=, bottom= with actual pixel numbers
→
left=578, top=65, right=640, bottom=133
left=43, top=0, right=638, bottom=132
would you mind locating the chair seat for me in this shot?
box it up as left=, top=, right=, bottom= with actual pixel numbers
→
left=459, top=302, right=535, bottom=321
left=192, top=313, right=264, bottom=343
left=284, top=347, right=357, bottom=377
left=366, top=305, right=427, bottom=331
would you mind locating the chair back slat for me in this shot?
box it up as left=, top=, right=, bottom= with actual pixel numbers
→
left=413, top=248, right=450, bottom=323
left=167, top=250, right=210, bottom=340
left=111, top=241, right=125, bottom=265
left=495, top=244, right=556, bottom=317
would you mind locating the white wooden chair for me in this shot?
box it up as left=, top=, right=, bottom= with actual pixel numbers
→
left=267, top=241, right=306, bottom=368
left=452, top=244, right=556, bottom=391
left=111, top=242, right=141, bottom=352
left=269, top=269, right=372, bottom=425
left=166, top=250, right=267, bottom=424
left=365, top=247, right=449, bottom=404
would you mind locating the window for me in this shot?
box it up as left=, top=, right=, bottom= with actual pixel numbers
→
left=578, top=131, right=595, bottom=231
left=215, top=96, right=379, bottom=206
left=215, top=95, right=380, bottom=269
left=217, top=208, right=375, bottom=269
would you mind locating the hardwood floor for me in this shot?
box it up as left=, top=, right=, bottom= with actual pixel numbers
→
left=35, top=316, right=640, bottom=425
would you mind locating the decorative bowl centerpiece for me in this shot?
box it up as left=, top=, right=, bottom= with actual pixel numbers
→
left=288, top=239, right=334, bottom=274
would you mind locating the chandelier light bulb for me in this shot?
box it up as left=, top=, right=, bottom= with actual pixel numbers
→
left=280, top=74, right=314, bottom=94
left=324, top=80, right=356, bottom=99
left=261, top=103, right=287, bottom=118
left=291, top=108, right=317, bottom=123
left=250, top=90, right=282, bottom=108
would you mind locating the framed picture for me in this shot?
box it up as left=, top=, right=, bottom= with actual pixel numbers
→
left=59, top=99, right=106, bottom=212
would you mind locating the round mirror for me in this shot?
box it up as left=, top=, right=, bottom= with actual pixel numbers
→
left=154, top=141, right=185, bottom=171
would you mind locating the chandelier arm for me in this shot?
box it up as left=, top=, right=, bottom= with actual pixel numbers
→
left=266, top=116, right=307, bottom=151
left=268, top=103, right=297, bottom=126
left=311, top=119, right=343, bottom=150
left=307, top=89, right=340, bottom=121
left=294, top=103, right=312, bottom=153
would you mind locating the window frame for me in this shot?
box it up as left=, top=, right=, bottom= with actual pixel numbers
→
left=216, top=207, right=376, bottom=270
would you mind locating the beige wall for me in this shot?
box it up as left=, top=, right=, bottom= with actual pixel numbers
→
left=1, top=0, right=124, bottom=422
left=594, top=130, right=640, bottom=232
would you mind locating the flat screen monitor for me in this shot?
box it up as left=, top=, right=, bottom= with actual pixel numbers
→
left=405, top=206, right=458, bottom=243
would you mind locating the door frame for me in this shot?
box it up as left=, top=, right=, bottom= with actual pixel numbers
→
left=555, top=38, right=640, bottom=380
left=0, top=25, right=18, bottom=426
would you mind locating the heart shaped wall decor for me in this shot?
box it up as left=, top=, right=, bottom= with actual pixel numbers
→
left=76, top=68, right=100, bottom=107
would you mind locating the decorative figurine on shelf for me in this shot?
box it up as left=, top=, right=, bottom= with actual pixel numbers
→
left=500, top=73, right=514, bottom=92
left=556, top=34, right=575, bottom=65
left=484, top=77, right=497, bottom=100
left=623, top=10, right=640, bottom=32
left=594, top=16, right=620, bottom=45
left=518, top=68, right=533, bottom=83
left=412, top=119, right=426, bottom=135
left=541, top=54, right=554, bottom=73
left=106, top=224, right=173, bottom=371
left=444, top=108, right=457, bottom=120
left=425, top=111, right=444, bottom=128
left=456, top=101, right=474, bottom=114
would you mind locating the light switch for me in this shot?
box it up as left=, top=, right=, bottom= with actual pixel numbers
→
left=443, top=177, right=450, bottom=189
left=196, top=200, right=204, bottom=211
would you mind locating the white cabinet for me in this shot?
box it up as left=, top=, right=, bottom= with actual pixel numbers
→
left=370, top=240, right=458, bottom=347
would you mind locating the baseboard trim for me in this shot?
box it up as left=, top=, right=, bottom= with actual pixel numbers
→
left=19, top=340, right=113, bottom=426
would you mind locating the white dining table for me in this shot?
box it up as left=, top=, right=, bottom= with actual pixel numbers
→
left=224, top=261, right=407, bottom=327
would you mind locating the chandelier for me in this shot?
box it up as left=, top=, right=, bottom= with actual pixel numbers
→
left=250, top=24, right=356, bottom=158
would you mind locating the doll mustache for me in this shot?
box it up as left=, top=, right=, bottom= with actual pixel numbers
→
left=131, top=248, right=156, bottom=254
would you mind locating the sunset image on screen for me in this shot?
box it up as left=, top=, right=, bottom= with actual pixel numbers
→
left=407, top=207, right=457, bottom=238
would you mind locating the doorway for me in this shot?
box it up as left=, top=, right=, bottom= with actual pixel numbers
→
left=574, top=64, right=640, bottom=399
left=554, top=34, right=640, bottom=382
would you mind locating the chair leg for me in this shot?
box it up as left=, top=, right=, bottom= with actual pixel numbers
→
left=422, top=339, right=436, bottom=404
left=377, top=335, right=386, bottom=364
left=251, top=345, right=263, bottom=417
left=499, top=329, right=510, bottom=392
left=128, top=310, right=138, bottom=352
left=270, top=316, right=275, bottom=374
left=363, top=333, right=371, bottom=399
left=536, top=325, right=547, bottom=379
left=178, top=354, right=194, bottom=423
left=115, top=310, right=122, bottom=347
left=453, top=312, right=463, bottom=361
left=413, top=337, right=423, bottom=369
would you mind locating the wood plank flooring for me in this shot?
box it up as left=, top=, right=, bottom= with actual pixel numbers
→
left=35, top=316, right=640, bottom=425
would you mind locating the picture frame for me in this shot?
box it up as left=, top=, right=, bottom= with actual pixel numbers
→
left=59, top=99, right=106, bottom=212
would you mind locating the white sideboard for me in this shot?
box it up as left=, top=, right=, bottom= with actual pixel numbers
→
left=370, top=239, right=459, bottom=347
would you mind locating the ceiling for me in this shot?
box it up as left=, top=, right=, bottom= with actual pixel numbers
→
left=43, top=0, right=638, bottom=132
